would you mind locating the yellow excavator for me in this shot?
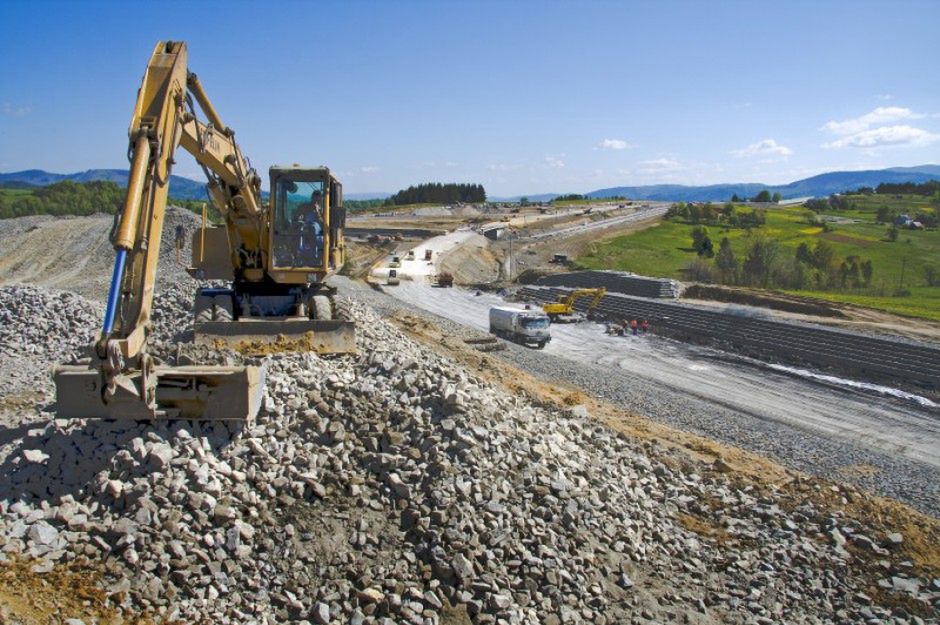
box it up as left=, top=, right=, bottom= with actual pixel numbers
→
left=54, top=41, right=353, bottom=421
left=542, top=288, right=606, bottom=322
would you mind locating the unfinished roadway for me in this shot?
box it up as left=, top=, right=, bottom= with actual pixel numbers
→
left=359, top=232, right=940, bottom=518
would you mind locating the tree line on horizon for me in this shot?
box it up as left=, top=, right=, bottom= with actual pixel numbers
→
left=384, top=183, right=485, bottom=206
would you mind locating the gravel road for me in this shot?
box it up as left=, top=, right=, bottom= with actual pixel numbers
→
left=348, top=278, right=940, bottom=517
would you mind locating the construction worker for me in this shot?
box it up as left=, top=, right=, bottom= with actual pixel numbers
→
left=641, top=319, right=649, bottom=333
left=174, top=224, right=186, bottom=264
left=630, top=319, right=638, bottom=336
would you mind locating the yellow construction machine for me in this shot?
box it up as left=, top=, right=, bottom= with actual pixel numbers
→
left=542, top=288, right=606, bottom=322
left=54, top=41, right=353, bottom=421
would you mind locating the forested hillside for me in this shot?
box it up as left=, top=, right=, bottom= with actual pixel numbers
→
left=0, top=180, right=125, bottom=218
left=0, top=180, right=209, bottom=220
left=386, top=182, right=485, bottom=205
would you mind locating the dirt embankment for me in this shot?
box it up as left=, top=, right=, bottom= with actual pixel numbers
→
left=438, top=232, right=501, bottom=284
left=0, top=208, right=201, bottom=302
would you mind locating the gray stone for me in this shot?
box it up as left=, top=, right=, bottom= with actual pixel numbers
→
left=22, top=449, right=49, bottom=463
left=312, top=601, right=330, bottom=624
left=28, top=521, right=58, bottom=546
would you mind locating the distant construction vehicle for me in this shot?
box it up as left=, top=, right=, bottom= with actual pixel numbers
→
left=436, top=272, right=454, bottom=288
left=542, top=288, right=606, bottom=322
left=489, top=306, right=551, bottom=349
left=54, top=41, right=353, bottom=421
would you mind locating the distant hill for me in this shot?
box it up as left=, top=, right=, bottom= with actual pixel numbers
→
left=5, top=164, right=939, bottom=204
left=585, top=165, right=940, bottom=202
left=0, top=169, right=208, bottom=200
left=345, top=192, right=391, bottom=201
left=489, top=193, right=562, bottom=203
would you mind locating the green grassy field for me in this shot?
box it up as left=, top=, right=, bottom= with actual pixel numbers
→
left=0, top=188, right=35, bottom=199
left=576, top=195, right=940, bottom=321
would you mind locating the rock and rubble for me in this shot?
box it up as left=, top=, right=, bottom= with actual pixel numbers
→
left=0, top=282, right=937, bottom=624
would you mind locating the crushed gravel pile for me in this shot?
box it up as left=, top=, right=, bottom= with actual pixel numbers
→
left=0, top=285, right=102, bottom=400
left=0, top=292, right=937, bottom=624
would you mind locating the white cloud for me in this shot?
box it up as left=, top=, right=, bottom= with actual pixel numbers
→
left=732, top=138, right=793, bottom=158
left=598, top=138, right=630, bottom=150
left=636, top=158, right=682, bottom=174
left=823, top=125, right=940, bottom=149
left=544, top=155, right=565, bottom=168
left=486, top=163, right=518, bottom=172
left=2, top=103, right=32, bottom=117
left=822, top=106, right=923, bottom=135
left=359, top=166, right=378, bottom=173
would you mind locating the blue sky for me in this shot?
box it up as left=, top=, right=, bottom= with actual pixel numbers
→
left=1, top=0, right=938, bottom=196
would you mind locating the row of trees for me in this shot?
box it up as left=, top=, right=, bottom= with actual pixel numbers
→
left=0, top=180, right=125, bottom=218
left=728, top=191, right=782, bottom=203
left=872, top=180, right=940, bottom=196
left=667, top=202, right=767, bottom=228
left=385, top=183, right=485, bottom=206
left=686, top=232, right=875, bottom=291
left=804, top=194, right=855, bottom=212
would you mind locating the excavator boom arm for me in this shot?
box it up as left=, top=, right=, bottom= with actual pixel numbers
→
left=57, top=40, right=264, bottom=421
left=103, top=41, right=262, bottom=361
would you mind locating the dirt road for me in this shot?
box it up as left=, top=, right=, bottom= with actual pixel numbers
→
left=381, top=281, right=940, bottom=471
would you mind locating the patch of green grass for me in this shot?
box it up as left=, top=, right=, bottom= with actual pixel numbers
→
left=0, top=188, right=34, bottom=199
left=788, top=288, right=940, bottom=322
left=576, top=198, right=940, bottom=320
left=850, top=193, right=936, bottom=216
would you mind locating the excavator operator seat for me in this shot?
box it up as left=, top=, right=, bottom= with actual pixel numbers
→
left=272, top=178, right=326, bottom=269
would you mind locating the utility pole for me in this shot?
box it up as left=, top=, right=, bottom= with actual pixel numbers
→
left=507, top=227, right=513, bottom=281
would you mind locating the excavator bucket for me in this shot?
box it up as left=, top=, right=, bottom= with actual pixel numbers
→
left=54, top=364, right=264, bottom=421
left=194, top=319, right=356, bottom=355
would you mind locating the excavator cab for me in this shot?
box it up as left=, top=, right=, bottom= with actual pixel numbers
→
left=268, top=166, right=344, bottom=278
left=272, top=178, right=326, bottom=269
left=189, top=165, right=354, bottom=354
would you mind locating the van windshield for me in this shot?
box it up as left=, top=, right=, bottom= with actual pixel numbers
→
left=521, top=317, right=549, bottom=330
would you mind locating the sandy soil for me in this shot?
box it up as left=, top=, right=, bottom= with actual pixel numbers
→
left=0, top=208, right=199, bottom=302
left=0, top=215, right=114, bottom=301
